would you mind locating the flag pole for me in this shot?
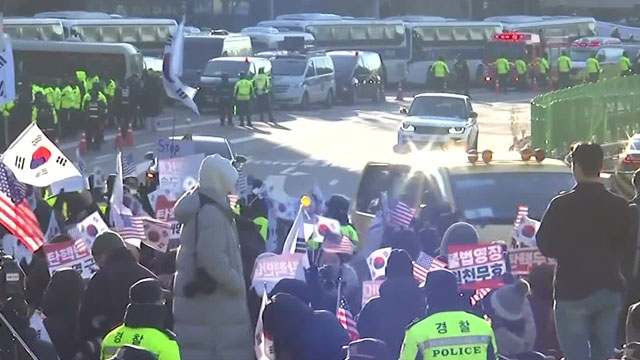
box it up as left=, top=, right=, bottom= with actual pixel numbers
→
left=335, top=275, right=342, bottom=314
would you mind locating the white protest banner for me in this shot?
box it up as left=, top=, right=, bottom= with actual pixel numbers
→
left=44, top=239, right=99, bottom=280
left=448, top=243, right=508, bottom=290
left=142, top=217, right=172, bottom=253
left=67, top=211, right=109, bottom=250
left=159, top=153, right=204, bottom=196
left=0, top=34, right=16, bottom=106
left=251, top=253, right=306, bottom=294
left=29, top=310, right=51, bottom=343
left=49, top=175, right=86, bottom=195
left=362, top=280, right=383, bottom=308
left=1, top=123, right=81, bottom=187
left=155, top=195, right=181, bottom=244
left=366, top=247, right=391, bottom=280
left=156, top=137, right=195, bottom=159
left=509, top=248, right=556, bottom=275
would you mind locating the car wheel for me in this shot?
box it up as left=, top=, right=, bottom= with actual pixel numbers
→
left=324, top=90, right=334, bottom=108
left=300, top=92, right=309, bottom=111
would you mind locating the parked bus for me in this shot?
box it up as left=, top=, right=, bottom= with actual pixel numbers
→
left=405, top=21, right=503, bottom=86
left=486, top=16, right=597, bottom=41
left=12, top=40, right=143, bottom=82
left=240, top=27, right=314, bottom=52
left=3, top=18, right=65, bottom=41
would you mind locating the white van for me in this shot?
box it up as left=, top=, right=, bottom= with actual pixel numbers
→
left=262, top=52, right=336, bottom=109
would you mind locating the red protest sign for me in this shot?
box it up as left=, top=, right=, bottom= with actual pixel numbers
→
left=448, top=243, right=507, bottom=290
left=509, top=248, right=556, bottom=275
left=44, top=240, right=99, bottom=280
left=362, top=280, right=383, bottom=308
left=155, top=195, right=181, bottom=243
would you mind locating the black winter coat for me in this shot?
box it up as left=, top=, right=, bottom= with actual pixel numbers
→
left=356, top=277, right=425, bottom=357
left=78, top=248, right=156, bottom=343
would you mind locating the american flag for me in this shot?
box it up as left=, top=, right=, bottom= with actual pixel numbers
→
left=117, top=216, right=145, bottom=241
left=513, top=205, right=529, bottom=230
left=228, top=194, right=239, bottom=209
left=322, top=235, right=354, bottom=255
left=470, top=288, right=492, bottom=306
left=413, top=251, right=448, bottom=283
left=236, top=169, right=249, bottom=197
left=337, top=296, right=359, bottom=341
left=74, top=238, right=88, bottom=254
left=0, top=164, right=44, bottom=251
left=121, top=153, right=136, bottom=178
left=390, top=200, right=415, bottom=228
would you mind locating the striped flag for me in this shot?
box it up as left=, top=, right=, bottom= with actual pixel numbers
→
left=0, top=163, right=44, bottom=251
left=322, top=235, right=354, bottom=255
left=228, top=194, right=239, bottom=209
left=390, top=200, right=415, bottom=228
left=413, top=251, right=447, bottom=283
left=513, top=205, right=529, bottom=231
left=236, top=169, right=249, bottom=198
left=470, top=288, right=492, bottom=306
left=74, top=238, right=88, bottom=254
left=337, top=296, right=359, bottom=341
left=117, top=216, right=145, bottom=241
left=121, top=153, right=136, bottom=178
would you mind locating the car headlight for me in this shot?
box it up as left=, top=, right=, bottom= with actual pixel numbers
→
left=448, top=127, right=465, bottom=134
left=401, top=122, right=415, bottom=131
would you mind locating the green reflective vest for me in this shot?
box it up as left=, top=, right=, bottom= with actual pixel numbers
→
left=44, top=87, right=55, bottom=106
left=557, top=56, right=572, bottom=73
left=515, top=59, right=527, bottom=75
left=495, top=58, right=510, bottom=75
left=53, top=87, right=62, bottom=110
left=252, top=73, right=270, bottom=95
left=341, top=224, right=359, bottom=245
left=538, top=58, right=550, bottom=74
left=1, top=101, right=14, bottom=117
left=432, top=61, right=449, bottom=78
left=105, top=79, right=117, bottom=98
left=586, top=57, right=600, bottom=73
left=82, top=92, right=108, bottom=110
left=32, top=104, right=58, bottom=124
left=101, top=325, right=181, bottom=360
left=72, top=86, right=82, bottom=109
left=234, top=79, right=253, bottom=101
left=400, top=311, right=498, bottom=360
left=620, top=56, right=632, bottom=72
left=60, top=86, right=74, bottom=109
left=254, top=216, right=268, bottom=242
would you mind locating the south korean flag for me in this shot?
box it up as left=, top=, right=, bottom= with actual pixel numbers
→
left=2, top=123, right=81, bottom=187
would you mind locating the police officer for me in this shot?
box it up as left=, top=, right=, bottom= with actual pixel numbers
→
left=514, top=57, right=528, bottom=90
left=234, top=72, right=253, bottom=127
left=105, top=77, right=118, bottom=128
left=557, top=51, right=572, bottom=88
left=399, top=270, right=498, bottom=360
left=494, top=54, right=511, bottom=94
left=431, top=57, right=449, bottom=92
left=60, top=80, right=75, bottom=137
left=32, top=92, right=58, bottom=140
left=101, top=279, right=180, bottom=360
left=620, top=51, right=633, bottom=77
left=71, top=80, right=83, bottom=135
left=537, top=52, right=550, bottom=90
left=253, top=67, right=275, bottom=123
left=217, top=73, right=234, bottom=126
left=453, top=54, right=470, bottom=96
left=82, top=86, right=108, bottom=151
left=586, top=52, right=601, bottom=83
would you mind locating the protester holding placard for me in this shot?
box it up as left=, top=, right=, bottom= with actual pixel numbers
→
left=438, top=221, right=479, bottom=258
left=172, top=154, right=252, bottom=360
left=357, top=249, right=425, bottom=358
left=537, top=142, right=630, bottom=360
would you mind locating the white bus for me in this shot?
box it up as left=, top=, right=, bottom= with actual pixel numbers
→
left=240, top=27, right=314, bottom=52
left=3, top=18, right=65, bottom=41
left=486, top=16, right=597, bottom=41
left=405, top=21, right=503, bottom=86
left=12, top=40, right=143, bottom=81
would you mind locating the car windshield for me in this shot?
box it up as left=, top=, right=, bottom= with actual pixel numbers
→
left=409, top=97, right=468, bottom=119
left=631, top=139, right=640, bottom=150
left=329, top=55, right=357, bottom=76
left=570, top=48, right=592, bottom=62
left=450, top=172, right=575, bottom=224
left=271, top=59, right=306, bottom=76
left=203, top=60, right=249, bottom=77
left=183, top=37, right=224, bottom=72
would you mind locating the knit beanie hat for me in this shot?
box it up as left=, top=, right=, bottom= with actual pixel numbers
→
left=198, top=154, right=238, bottom=196
left=270, top=279, right=312, bottom=305
left=129, top=278, right=162, bottom=304
left=490, top=279, right=531, bottom=321
left=91, top=231, right=125, bottom=258
left=385, top=249, right=413, bottom=279
left=440, top=222, right=479, bottom=257
left=424, top=269, right=459, bottom=305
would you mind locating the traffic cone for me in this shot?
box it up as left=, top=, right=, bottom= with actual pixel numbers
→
left=493, top=78, right=500, bottom=93
left=125, top=123, right=134, bottom=147
left=396, top=82, right=404, bottom=101
left=115, top=126, right=124, bottom=149
left=79, top=132, right=88, bottom=154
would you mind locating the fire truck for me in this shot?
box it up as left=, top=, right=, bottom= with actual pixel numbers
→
left=483, top=32, right=571, bottom=90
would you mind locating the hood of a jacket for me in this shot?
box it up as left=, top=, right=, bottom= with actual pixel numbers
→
left=379, top=277, right=423, bottom=304
left=174, top=188, right=230, bottom=225
left=105, top=247, right=137, bottom=266
left=123, top=303, right=166, bottom=330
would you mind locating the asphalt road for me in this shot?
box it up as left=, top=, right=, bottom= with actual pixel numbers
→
left=62, top=88, right=536, bottom=200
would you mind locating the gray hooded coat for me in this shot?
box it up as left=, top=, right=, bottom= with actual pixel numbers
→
left=173, top=154, right=253, bottom=360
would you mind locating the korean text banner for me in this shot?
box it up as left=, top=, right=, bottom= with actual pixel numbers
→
left=448, top=243, right=508, bottom=290
left=44, top=240, right=99, bottom=280
left=509, top=248, right=556, bottom=275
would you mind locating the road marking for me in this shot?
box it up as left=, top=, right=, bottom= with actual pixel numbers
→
left=280, top=166, right=308, bottom=176
left=230, top=136, right=257, bottom=144
left=329, top=179, right=339, bottom=186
